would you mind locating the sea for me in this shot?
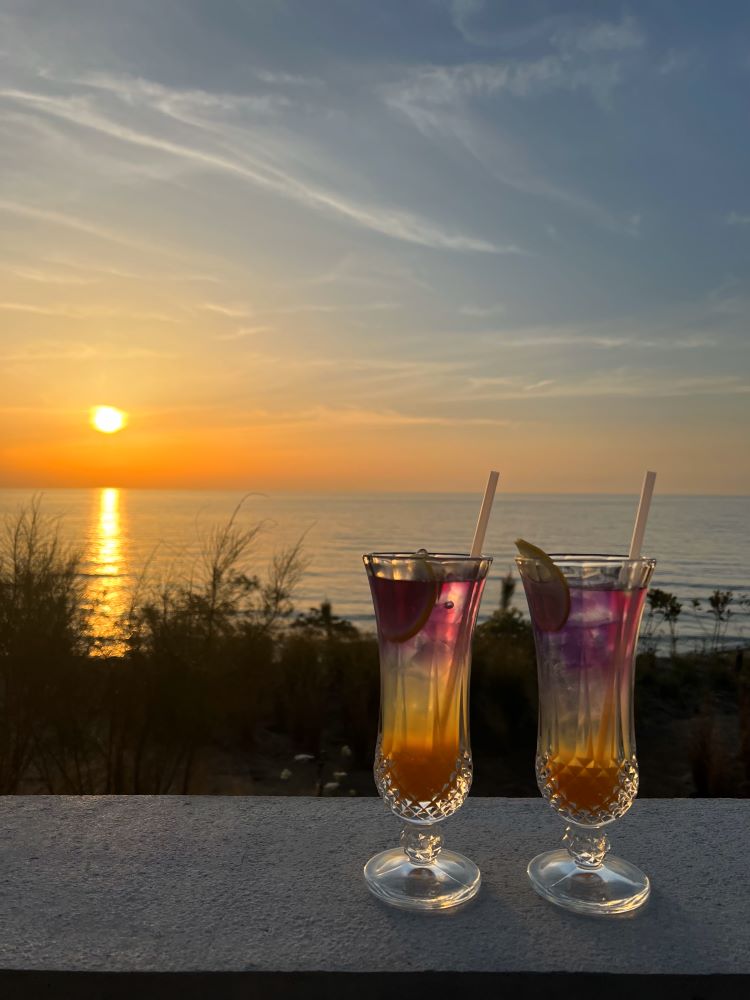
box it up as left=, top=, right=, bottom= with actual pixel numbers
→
left=0, top=489, right=748, bottom=651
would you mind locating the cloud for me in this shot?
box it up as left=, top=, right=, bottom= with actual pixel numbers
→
left=460, top=302, right=505, bottom=318
left=524, top=379, right=555, bottom=391
left=658, top=49, right=692, bottom=76
left=385, top=60, right=611, bottom=108
left=302, top=406, right=511, bottom=428
left=448, top=0, right=488, bottom=45
left=0, top=342, right=175, bottom=362
left=382, top=50, right=643, bottom=234
left=0, top=197, right=160, bottom=253
left=447, top=1, right=570, bottom=51
left=448, top=3, right=644, bottom=60
left=0, top=82, right=513, bottom=254
left=726, top=211, right=750, bottom=226
left=552, top=16, right=645, bottom=55
left=8, top=266, right=95, bottom=286
left=0, top=301, right=177, bottom=321
left=252, top=69, right=321, bottom=88
left=625, top=213, right=641, bottom=237
left=475, top=328, right=716, bottom=351
left=201, top=302, right=254, bottom=319
left=388, top=16, right=644, bottom=109
left=267, top=300, right=399, bottom=315
left=302, top=355, right=477, bottom=377
left=464, top=372, right=749, bottom=400
left=40, top=256, right=221, bottom=283
left=137, top=401, right=514, bottom=433
left=306, top=254, right=432, bottom=292
left=216, top=325, right=271, bottom=342
left=235, top=405, right=512, bottom=429
left=76, top=71, right=292, bottom=118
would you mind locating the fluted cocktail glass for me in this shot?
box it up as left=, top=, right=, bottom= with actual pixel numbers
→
left=363, top=552, right=491, bottom=911
left=517, top=554, right=655, bottom=915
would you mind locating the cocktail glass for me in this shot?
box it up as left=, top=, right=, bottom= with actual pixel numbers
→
left=516, top=553, right=656, bottom=915
left=363, top=551, right=492, bottom=911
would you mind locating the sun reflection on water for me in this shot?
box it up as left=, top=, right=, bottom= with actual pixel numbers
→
left=97, top=487, right=121, bottom=577
left=87, top=487, right=127, bottom=655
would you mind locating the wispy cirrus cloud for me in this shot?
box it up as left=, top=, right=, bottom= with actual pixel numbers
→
left=460, top=302, right=505, bottom=318
left=0, top=301, right=177, bottom=322
left=267, top=300, right=399, bottom=315
left=726, top=211, right=750, bottom=226
left=201, top=302, right=254, bottom=319
left=448, top=1, right=644, bottom=58
left=476, top=330, right=716, bottom=350
left=0, top=197, right=161, bottom=253
left=523, top=379, right=555, bottom=391
left=552, top=16, right=644, bottom=55
left=382, top=71, right=641, bottom=234
left=215, top=326, right=271, bottom=342
left=300, top=406, right=511, bottom=428
left=389, top=14, right=644, bottom=106
left=41, top=256, right=222, bottom=284
left=210, top=404, right=512, bottom=430
left=0, top=81, right=514, bottom=254
left=0, top=341, right=175, bottom=363
left=464, top=372, right=749, bottom=400
left=8, top=266, right=95, bottom=286
left=383, top=12, right=646, bottom=235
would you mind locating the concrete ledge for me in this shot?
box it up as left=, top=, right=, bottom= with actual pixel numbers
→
left=0, top=797, right=748, bottom=998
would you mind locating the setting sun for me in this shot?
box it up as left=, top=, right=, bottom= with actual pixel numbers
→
left=91, top=406, right=127, bottom=434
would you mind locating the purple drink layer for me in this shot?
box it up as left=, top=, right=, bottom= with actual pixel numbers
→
left=529, top=585, right=648, bottom=674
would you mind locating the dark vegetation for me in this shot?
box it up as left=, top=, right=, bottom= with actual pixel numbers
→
left=0, top=501, right=748, bottom=797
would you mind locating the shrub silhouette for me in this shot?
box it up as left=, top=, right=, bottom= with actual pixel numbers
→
left=0, top=500, right=747, bottom=797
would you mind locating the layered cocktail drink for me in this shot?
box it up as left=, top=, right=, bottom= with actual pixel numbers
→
left=536, top=584, right=646, bottom=823
left=517, top=547, right=655, bottom=915
left=363, top=551, right=491, bottom=910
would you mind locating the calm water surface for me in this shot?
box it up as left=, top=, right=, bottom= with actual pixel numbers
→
left=0, top=489, right=748, bottom=649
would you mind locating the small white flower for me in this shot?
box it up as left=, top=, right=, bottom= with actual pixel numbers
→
left=340, top=745, right=352, bottom=758
left=322, top=781, right=340, bottom=792
left=280, top=768, right=292, bottom=781
left=294, top=753, right=315, bottom=762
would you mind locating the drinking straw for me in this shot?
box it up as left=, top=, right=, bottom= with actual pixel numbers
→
left=629, top=470, right=657, bottom=559
left=438, top=471, right=499, bottom=734
left=470, top=470, right=499, bottom=557
left=596, top=470, right=657, bottom=762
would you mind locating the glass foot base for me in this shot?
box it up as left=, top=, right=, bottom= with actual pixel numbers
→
left=528, top=849, right=650, bottom=916
left=364, top=848, right=481, bottom=911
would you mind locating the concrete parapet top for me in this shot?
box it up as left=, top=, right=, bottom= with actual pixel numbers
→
left=0, top=796, right=747, bottom=994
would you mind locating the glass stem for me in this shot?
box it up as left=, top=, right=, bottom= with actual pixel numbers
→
left=563, top=824, right=610, bottom=870
left=401, top=822, right=443, bottom=865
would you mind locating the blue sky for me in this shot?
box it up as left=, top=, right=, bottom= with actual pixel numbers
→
left=1, top=1, right=749, bottom=491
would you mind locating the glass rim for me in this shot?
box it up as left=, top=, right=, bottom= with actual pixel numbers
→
left=515, top=552, right=655, bottom=568
left=364, top=551, right=493, bottom=563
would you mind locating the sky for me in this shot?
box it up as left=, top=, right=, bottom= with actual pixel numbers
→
left=1, top=0, right=749, bottom=493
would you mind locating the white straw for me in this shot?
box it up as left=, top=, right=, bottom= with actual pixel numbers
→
left=628, top=470, right=656, bottom=559
left=470, top=470, right=499, bottom=557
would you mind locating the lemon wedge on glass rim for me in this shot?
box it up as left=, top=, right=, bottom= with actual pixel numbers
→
left=515, top=538, right=571, bottom=632
left=380, top=552, right=440, bottom=643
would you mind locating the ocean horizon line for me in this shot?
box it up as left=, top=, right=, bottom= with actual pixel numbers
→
left=1, top=486, right=748, bottom=500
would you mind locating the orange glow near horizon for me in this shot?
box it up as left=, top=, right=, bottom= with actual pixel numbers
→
left=1, top=413, right=747, bottom=494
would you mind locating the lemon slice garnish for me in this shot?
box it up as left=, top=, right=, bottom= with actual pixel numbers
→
left=380, top=553, right=440, bottom=643
left=515, top=538, right=571, bottom=631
